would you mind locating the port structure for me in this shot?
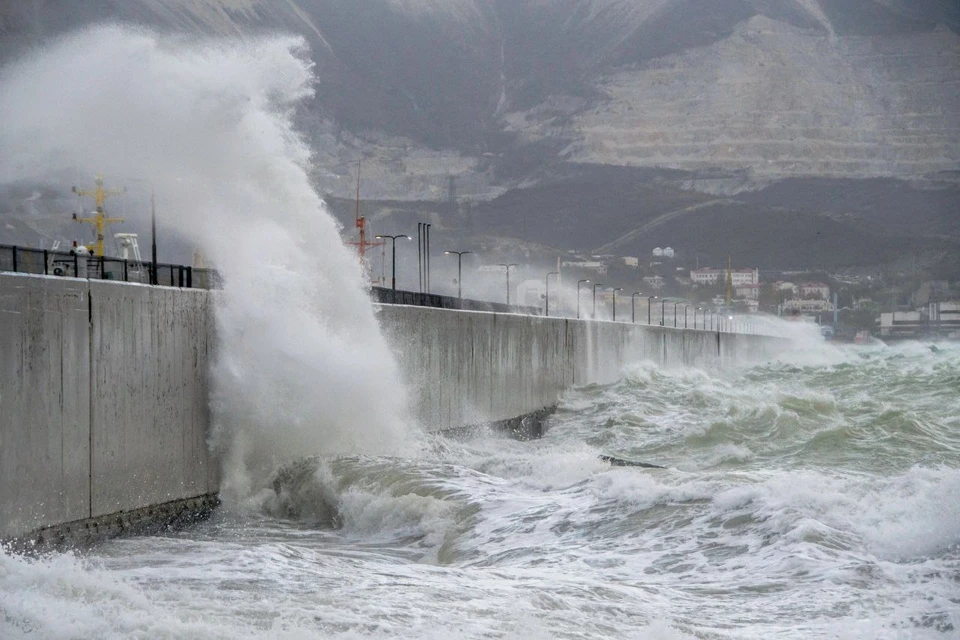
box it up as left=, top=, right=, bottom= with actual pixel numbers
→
left=72, top=174, right=125, bottom=257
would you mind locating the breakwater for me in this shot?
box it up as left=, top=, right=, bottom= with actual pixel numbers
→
left=0, top=274, right=782, bottom=543
left=0, top=274, right=216, bottom=544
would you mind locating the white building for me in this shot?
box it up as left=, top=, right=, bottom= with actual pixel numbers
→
left=622, top=256, right=639, bottom=267
left=784, top=298, right=834, bottom=313
left=561, top=261, right=607, bottom=276
left=643, top=275, right=665, bottom=290
left=690, top=268, right=759, bottom=287
left=734, top=284, right=760, bottom=300
left=798, top=282, right=831, bottom=300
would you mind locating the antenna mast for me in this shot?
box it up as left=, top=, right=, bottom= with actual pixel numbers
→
left=72, top=174, right=125, bottom=257
left=347, top=159, right=384, bottom=273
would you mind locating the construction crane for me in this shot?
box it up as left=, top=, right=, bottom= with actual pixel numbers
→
left=345, top=160, right=384, bottom=276
left=72, top=174, right=125, bottom=257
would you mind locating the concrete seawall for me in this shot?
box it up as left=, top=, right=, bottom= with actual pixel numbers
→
left=1, top=274, right=783, bottom=543
left=1, top=274, right=217, bottom=544
left=377, top=305, right=784, bottom=432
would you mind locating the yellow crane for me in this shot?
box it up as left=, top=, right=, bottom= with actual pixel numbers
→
left=72, top=174, right=125, bottom=257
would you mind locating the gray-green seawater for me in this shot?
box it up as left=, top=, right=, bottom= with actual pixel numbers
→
left=3, top=340, right=958, bottom=639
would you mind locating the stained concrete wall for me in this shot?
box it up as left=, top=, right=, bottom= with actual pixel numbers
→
left=0, top=274, right=216, bottom=539
left=1, top=273, right=782, bottom=540
left=0, top=275, right=91, bottom=538
left=88, top=281, right=215, bottom=517
left=377, top=305, right=784, bottom=431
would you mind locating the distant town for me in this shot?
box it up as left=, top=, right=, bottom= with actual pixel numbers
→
left=490, top=245, right=960, bottom=341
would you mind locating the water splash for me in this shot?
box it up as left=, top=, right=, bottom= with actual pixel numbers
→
left=0, top=25, right=413, bottom=498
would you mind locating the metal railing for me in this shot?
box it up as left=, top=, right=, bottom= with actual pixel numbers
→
left=1, top=244, right=537, bottom=313
left=0, top=244, right=219, bottom=289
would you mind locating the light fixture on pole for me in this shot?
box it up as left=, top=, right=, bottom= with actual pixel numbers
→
left=444, top=250, right=472, bottom=299
left=577, top=279, right=590, bottom=319
left=612, top=287, right=623, bottom=321
left=631, top=291, right=642, bottom=324
left=648, top=295, right=657, bottom=325
left=592, top=282, right=604, bottom=318
left=498, top=263, right=518, bottom=305
left=375, top=234, right=411, bottom=290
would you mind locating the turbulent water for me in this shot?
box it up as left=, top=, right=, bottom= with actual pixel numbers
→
left=3, top=340, right=958, bottom=639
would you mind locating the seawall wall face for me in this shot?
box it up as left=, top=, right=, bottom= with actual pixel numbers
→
left=1, top=274, right=783, bottom=541
left=0, top=276, right=91, bottom=538
left=88, top=281, right=216, bottom=517
left=0, top=274, right=217, bottom=540
left=377, top=305, right=783, bottom=431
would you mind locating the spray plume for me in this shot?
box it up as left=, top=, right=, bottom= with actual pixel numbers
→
left=0, top=25, right=412, bottom=498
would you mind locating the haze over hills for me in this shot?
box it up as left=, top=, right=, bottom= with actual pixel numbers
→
left=1, top=0, right=958, bottom=269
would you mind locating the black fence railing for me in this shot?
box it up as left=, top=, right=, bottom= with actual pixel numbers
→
left=0, top=244, right=219, bottom=289
left=371, top=287, right=540, bottom=315
left=2, top=244, right=537, bottom=313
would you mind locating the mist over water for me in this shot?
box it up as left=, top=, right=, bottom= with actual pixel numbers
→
left=0, top=26, right=413, bottom=496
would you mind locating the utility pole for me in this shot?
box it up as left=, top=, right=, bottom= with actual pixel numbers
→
left=545, top=271, right=558, bottom=316
left=445, top=250, right=472, bottom=298
left=72, top=174, right=125, bottom=257
left=375, top=235, right=411, bottom=290
left=150, top=187, right=157, bottom=285
left=499, top=263, right=518, bottom=305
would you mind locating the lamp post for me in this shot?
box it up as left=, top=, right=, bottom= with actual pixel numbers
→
left=660, top=298, right=666, bottom=326
left=498, top=263, right=518, bottom=305
left=124, top=177, right=156, bottom=284
left=577, top=279, right=590, bottom=319
left=592, top=282, right=605, bottom=318
left=545, top=271, right=558, bottom=316
left=631, top=291, right=642, bottom=324
left=375, top=234, right=411, bottom=290
left=682, top=304, right=689, bottom=329
left=648, top=295, right=657, bottom=324
left=445, top=250, right=471, bottom=298
left=696, top=307, right=703, bottom=330
left=612, top=287, right=623, bottom=321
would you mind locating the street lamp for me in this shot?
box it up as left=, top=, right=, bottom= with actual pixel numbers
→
left=577, top=279, right=590, bottom=319
left=592, top=282, right=605, bottom=318
left=631, top=291, right=642, bottom=323
left=444, top=250, right=472, bottom=298
left=660, top=298, right=666, bottom=326
left=498, top=263, right=518, bottom=305
left=612, top=287, right=623, bottom=321
left=545, top=271, right=558, bottom=316
left=648, top=295, right=657, bottom=324
left=375, top=234, right=411, bottom=290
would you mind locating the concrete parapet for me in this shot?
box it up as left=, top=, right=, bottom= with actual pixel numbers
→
left=1, top=273, right=783, bottom=543
left=0, top=274, right=91, bottom=538
left=88, top=281, right=215, bottom=517
left=0, top=274, right=217, bottom=542
left=377, top=305, right=784, bottom=432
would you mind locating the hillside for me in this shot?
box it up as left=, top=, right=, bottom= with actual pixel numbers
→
left=1, top=1, right=957, bottom=268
